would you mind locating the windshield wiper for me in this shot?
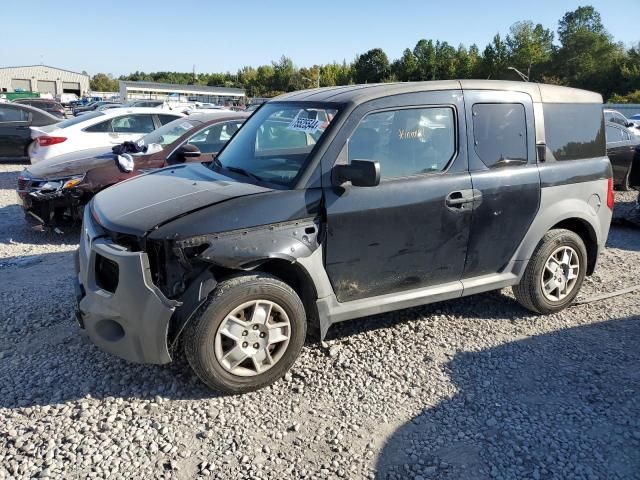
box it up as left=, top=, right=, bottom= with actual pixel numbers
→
left=225, top=165, right=264, bottom=182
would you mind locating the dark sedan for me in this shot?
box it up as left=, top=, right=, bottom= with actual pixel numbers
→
left=13, top=98, right=66, bottom=118
left=606, top=121, right=640, bottom=191
left=17, top=112, right=248, bottom=226
left=0, top=103, right=61, bottom=162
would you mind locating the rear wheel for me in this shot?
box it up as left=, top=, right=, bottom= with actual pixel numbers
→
left=513, top=229, right=587, bottom=314
left=183, top=273, right=306, bottom=394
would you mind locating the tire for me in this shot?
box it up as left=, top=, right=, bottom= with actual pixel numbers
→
left=183, top=273, right=306, bottom=394
left=513, top=229, right=587, bottom=314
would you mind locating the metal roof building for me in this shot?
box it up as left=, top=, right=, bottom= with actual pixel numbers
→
left=119, top=80, right=245, bottom=104
left=0, top=65, right=89, bottom=97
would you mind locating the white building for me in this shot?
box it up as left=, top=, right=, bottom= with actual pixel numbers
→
left=0, top=65, right=89, bottom=97
left=120, top=80, right=245, bottom=105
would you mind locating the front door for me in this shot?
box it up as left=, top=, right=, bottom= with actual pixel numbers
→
left=323, top=90, right=473, bottom=302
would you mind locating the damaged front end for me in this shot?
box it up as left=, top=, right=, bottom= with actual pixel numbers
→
left=17, top=173, right=87, bottom=227
left=144, top=218, right=322, bottom=347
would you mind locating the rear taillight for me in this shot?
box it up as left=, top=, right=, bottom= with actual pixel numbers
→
left=607, top=177, right=614, bottom=210
left=37, top=136, right=67, bottom=147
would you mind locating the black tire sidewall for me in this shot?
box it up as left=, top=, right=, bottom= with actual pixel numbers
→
left=531, top=231, right=587, bottom=312
left=185, top=276, right=306, bottom=393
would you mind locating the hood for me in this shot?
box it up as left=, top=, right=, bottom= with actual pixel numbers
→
left=26, top=146, right=117, bottom=179
left=91, top=163, right=272, bottom=236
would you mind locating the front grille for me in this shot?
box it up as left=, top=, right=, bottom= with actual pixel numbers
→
left=95, top=254, right=119, bottom=293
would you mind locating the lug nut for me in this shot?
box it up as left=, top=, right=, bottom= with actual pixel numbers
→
left=253, top=343, right=259, bottom=349
left=242, top=330, right=248, bottom=336
left=252, top=325, right=259, bottom=330
left=259, top=332, right=266, bottom=338
left=242, top=342, right=248, bottom=348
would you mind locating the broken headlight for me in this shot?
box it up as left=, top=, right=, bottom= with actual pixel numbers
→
left=33, top=175, right=85, bottom=193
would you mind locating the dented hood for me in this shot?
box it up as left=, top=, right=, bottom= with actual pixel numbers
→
left=91, top=163, right=272, bottom=236
left=27, top=147, right=115, bottom=179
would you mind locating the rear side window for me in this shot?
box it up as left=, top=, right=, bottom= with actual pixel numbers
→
left=158, top=114, right=180, bottom=125
left=85, top=120, right=112, bottom=133
left=0, top=106, right=28, bottom=122
left=472, top=103, right=527, bottom=168
left=58, top=111, right=104, bottom=128
left=543, top=104, right=605, bottom=161
left=606, top=125, right=623, bottom=143
left=349, top=107, right=456, bottom=179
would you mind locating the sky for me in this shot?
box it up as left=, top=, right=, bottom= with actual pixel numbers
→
left=1, top=0, right=638, bottom=77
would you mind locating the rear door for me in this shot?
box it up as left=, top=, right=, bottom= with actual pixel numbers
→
left=462, top=90, right=540, bottom=278
left=0, top=105, right=31, bottom=161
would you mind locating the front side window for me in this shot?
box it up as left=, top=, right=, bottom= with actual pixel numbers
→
left=188, top=121, right=243, bottom=153
left=472, top=103, right=527, bottom=168
left=140, top=118, right=195, bottom=147
left=112, top=114, right=156, bottom=134
left=348, top=107, right=456, bottom=179
left=216, top=103, right=339, bottom=187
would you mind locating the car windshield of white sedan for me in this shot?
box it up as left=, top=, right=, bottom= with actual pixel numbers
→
left=139, top=119, right=195, bottom=147
left=217, top=103, right=338, bottom=187
left=56, top=111, right=105, bottom=128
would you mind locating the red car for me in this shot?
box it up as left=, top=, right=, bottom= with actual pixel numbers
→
left=17, top=112, right=248, bottom=226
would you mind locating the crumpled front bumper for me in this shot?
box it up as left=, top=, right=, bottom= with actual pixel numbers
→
left=75, top=207, right=179, bottom=364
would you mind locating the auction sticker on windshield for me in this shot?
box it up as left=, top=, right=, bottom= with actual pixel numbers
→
left=287, top=115, right=321, bottom=133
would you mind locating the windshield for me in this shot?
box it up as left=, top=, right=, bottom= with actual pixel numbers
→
left=56, top=111, right=105, bottom=128
left=140, top=118, right=196, bottom=147
left=217, top=102, right=338, bottom=187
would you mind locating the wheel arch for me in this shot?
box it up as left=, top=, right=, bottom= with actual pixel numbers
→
left=549, top=217, right=598, bottom=275
left=246, top=258, right=322, bottom=342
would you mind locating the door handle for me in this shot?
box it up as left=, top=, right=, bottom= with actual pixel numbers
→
left=445, top=189, right=482, bottom=210
left=445, top=192, right=469, bottom=207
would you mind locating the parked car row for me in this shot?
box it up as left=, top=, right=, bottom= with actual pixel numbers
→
left=2, top=80, right=640, bottom=394
left=17, top=112, right=247, bottom=225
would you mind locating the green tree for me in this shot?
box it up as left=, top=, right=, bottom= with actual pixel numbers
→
left=90, top=73, right=118, bottom=92
left=506, top=21, right=554, bottom=80
left=392, top=48, right=419, bottom=81
left=413, top=39, right=436, bottom=80
left=353, top=48, right=390, bottom=84
left=479, top=34, right=509, bottom=79
left=553, top=6, right=623, bottom=97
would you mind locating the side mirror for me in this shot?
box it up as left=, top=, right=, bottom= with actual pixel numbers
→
left=626, top=121, right=635, bottom=128
left=176, top=144, right=201, bottom=162
left=333, top=159, right=380, bottom=187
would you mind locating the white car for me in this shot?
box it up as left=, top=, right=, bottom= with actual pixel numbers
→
left=28, top=108, right=184, bottom=164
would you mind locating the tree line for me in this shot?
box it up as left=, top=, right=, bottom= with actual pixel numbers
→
left=89, top=6, right=640, bottom=103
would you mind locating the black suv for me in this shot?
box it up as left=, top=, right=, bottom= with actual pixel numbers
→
left=75, top=81, right=613, bottom=393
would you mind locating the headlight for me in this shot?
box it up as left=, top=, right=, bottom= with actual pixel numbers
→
left=34, top=175, right=84, bottom=193
left=62, top=176, right=85, bottom=189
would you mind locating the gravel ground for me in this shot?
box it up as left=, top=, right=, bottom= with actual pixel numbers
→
left=0, top=163, right=639, bottom=480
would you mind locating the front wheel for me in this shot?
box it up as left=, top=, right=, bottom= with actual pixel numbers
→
left=513, top=229, right=587, bottom=314
left=183, top=273, right=307, bottom=394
